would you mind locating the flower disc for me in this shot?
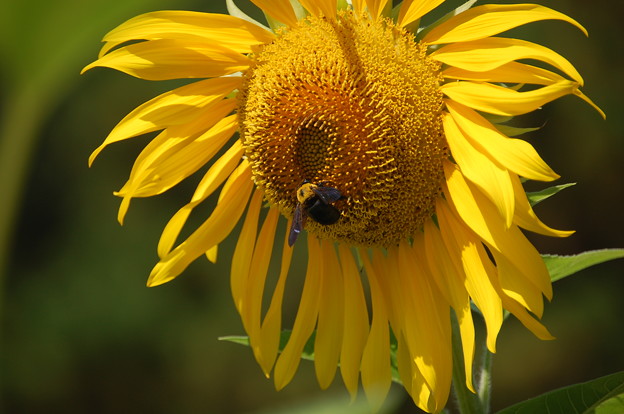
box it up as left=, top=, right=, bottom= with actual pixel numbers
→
left=238, top=11, right=447, bottom=247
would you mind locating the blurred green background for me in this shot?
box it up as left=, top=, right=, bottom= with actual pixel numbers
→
left=1, top=0, right=622, bottom=413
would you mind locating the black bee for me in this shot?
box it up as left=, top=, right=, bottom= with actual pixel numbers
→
left=288, top=181, right=342, bottom=247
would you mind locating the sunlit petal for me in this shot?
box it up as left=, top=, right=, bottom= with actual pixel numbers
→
left=423, top=3, right=586, bottom=45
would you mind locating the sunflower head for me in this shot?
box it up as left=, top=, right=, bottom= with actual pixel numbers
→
left=84, top=0, right=603, bottom=412
left=238, top=11, right=448, bottom=247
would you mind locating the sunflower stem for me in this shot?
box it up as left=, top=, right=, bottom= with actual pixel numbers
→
left=476, top=339, right=493, bottom=414
left=450, top=312, right=484, bottom=414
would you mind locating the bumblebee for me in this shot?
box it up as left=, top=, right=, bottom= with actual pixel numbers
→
left=288, top=181, right=342, bottom=246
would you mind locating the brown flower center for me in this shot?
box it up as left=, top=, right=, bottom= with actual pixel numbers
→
left=237, top=11, right=447, bottom=247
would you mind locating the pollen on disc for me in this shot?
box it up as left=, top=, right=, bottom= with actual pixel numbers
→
left=238, top=11, right=447, bottom=248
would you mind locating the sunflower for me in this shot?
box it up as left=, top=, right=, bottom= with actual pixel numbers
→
left=83, top=0, right=603, bottom=411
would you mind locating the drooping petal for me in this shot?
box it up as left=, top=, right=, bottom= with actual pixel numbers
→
left=432, top=37, right=583, bottom=85
left=423, top=219, right=475, bottom=392
left=115, top=112, right=238, bottom=223
left=509, top=173, right=574, bottom=238
left=89, top=76, right=241, bottom=164
left=422, top=4, right=586, bottom=45
left=338, top=244, right=369, bottom=399
left=445, top=99, right=558, bottom=182
left=99, top=11, right=275, bottom=57
left=398, top=0, right=444, bottom=28
left=258, top=227, right=294, bottom=375
left=314, top=240, right=344, bottom=389
left=441, top=80, right=580, bottom=117
left=442, top=61, right=566, bottom=85
left=360, top=251, right=392, bottom=412
left=443, top=111, right=515, bottom=227
left=436, top=197, right=503, bottom=352
left=398, top=240, right=452, bottom=413
left=157, top=141, right=244, bottom=258
left=231, top=189, right=264, bottom=323
left=274, top=236, right=322, bottom=390
left=147, top=162, right=253, bottom=286
left=492, top=249, right=544, bottom=317
left=442, top=161, right=552, bottom=300
left=83, top=39, right=250, bottom=81
left=246, top=207, right=280, bottom=371
left=250, top=0, right=298, bottom=27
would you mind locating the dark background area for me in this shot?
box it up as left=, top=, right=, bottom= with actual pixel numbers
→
left=1, top=0, right=622, bottom=413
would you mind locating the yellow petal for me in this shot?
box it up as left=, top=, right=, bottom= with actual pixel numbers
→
left=492, top=250, right=544, bottom=318
left=98, top=11, right=275, bottom=57
left=398, top=240, right=452, bottom=412
left=398, top=0, right=444, bottom=28
left=360, top=251, right=392, bottom=412
left=338, top=244, right=369, bottom=400
left=443, top=111, right=515, bottom=227
left=441, top=80, right=579, bottom=117
left=115, top=111, right=238, bottom=219
left=147, top=162, right=252, bottom=286
left=205, top=245, right=218, bottom=263
left=371, top=248, right=403, bottom=335
left=250, top=0, right=299, bottom=27
left=442, top=61, right=566, bottom=85
left=365, top=0, right=391, bottom=20
left=436, top=197, right=503, bottom=352
left=89, top=77, right=241, bottom=165
left=445, top=99, right=558, bottom=182
left=423, top=3, right=586, bottom=45
left=246, top=208, right=280, bottom=371
left=82, top=39, right=250, bottom=81
left=258, top=226, right=294, bottom=376
left=432, top=37, right=583, bottom=85
left=442, top=162, right=552, bottom=300
left=157, top=141, right=244, bottom=258
left=231, top=189, right=264, bottom=322
left=274, top=236, right=322, bottom=390
left=351, top=0, right=366, bottom=16
left=423, top=219, right=475, bottom=392
left=299, top=0, right=336, bottom=18
left=510, top=173, right=574, bottom=237
left=314, top=240, right=344, bottom=389
left=487, top=269, right=554, bottom=340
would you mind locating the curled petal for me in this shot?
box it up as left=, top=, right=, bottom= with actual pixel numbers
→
left=423, top=3, right=586, bottom=45
left=83, top=39, right=250, bottom=81
left=99, top=11, right=275, bottom=57
left=432, top=37, right=583, bottom=85
left=441, top=80, right=580, bottom=116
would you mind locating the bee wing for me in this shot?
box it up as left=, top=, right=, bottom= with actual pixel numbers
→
left=288, top=204, right=304, bottom=247
left=311, top=186, right=342, bottom=204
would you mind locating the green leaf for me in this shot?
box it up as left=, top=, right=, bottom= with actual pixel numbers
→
left=496, top=371, right=624, bottom=414
left=543, top=249, right=624, bottom=283
left=219, top=330, right=317, bottom=360
left=526, top=183, right=575, bottom=206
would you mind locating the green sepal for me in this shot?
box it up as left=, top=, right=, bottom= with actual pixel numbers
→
left=226, top=0, right=272, bottom=31
left=543, top=249, right=624, bottom=283
left=496, top=371, right=624, bottom=414
left=526, top=183, right=575, bottom=206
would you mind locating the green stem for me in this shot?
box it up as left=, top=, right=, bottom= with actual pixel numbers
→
left=477, top=340, right=493, bottom=414
left=450, top=312, right=484, bottom=414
